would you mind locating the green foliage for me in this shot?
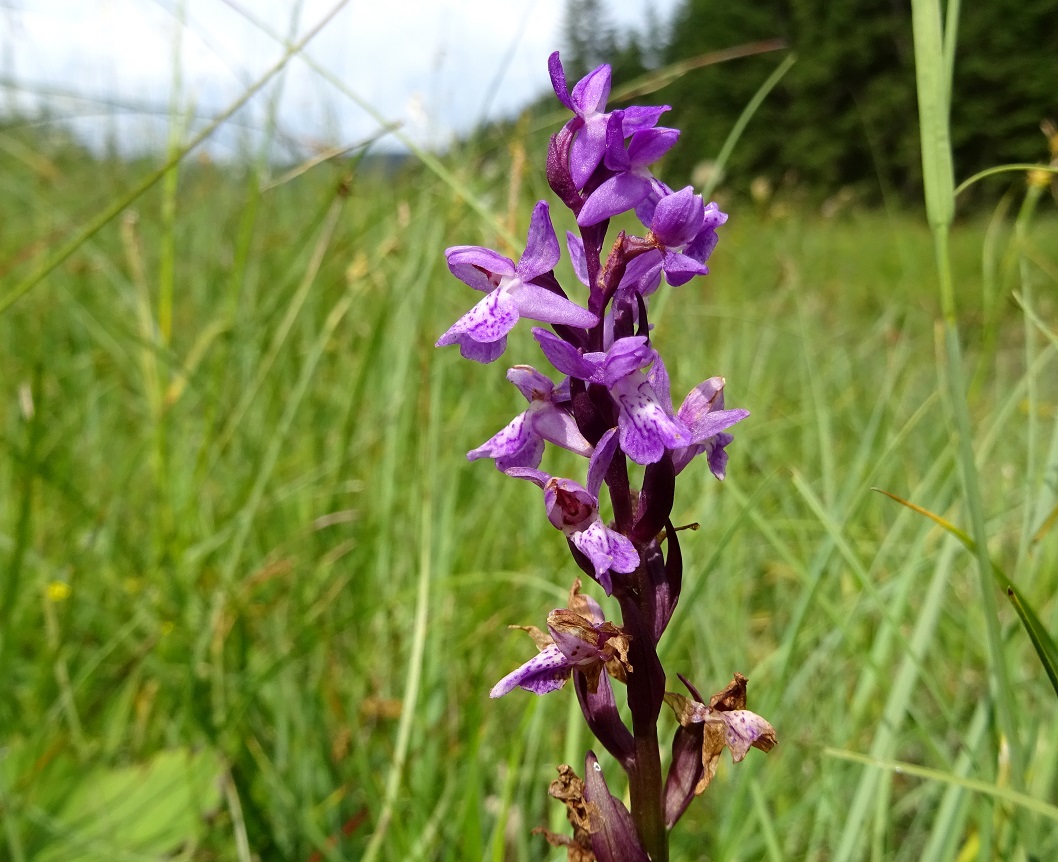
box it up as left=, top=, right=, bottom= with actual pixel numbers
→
left=2, top=122, right=1057, bottom=859
left=29, top=748, right=222, bottom=862
left=3, top=4, right=1058, bottom=849
left=656, top=0, right=1058, bottom=202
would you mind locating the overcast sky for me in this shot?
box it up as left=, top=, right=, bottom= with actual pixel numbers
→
left=1, top=0, right=680, bottom=157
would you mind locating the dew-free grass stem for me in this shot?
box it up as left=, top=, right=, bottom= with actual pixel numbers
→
left=911, top=0, right=1024, bottom=791
left=937, top=248, right=1023, bottom=788
left=158, top=0, right=187, bottom=350
left=205, top=289, right=353, bottom=723
left=361, top=362, right=439, bottom=862
left=1013, top=182, right=1046, bottom=576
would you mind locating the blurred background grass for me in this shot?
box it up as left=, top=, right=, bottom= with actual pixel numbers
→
left=2, top=2, right=1058, bottom=860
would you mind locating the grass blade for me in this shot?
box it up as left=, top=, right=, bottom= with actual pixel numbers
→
left=702, top=52, right=797, bottom=200
left=910, top=0, right=1023, bottom=786
left=874, top=488, right=1058, bottom=697
left=1006, top=588, right=1058, bottom=700
left=824, top=747, right=1058, bottom=822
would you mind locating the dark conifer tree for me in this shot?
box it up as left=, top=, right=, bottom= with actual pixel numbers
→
left=654, top=0, right=1057, bottom=204
left=563, top=0, right=618, bottom=81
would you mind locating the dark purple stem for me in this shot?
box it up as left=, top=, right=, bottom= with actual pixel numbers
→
left=616, top=573, right=668, bottom=862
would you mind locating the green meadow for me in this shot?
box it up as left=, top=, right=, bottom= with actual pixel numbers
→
left=3, top=28, right=1058, bottom=862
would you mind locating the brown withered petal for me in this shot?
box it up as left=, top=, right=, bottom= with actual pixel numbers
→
left=664, top=674, right=778, bottom=797
left=548, top=764, right=594, bottom=838
left=603, top=655, right=629, bottom=684
left=546, top=610, right=632, bottom=684
left=581, top=660, right=606, bottom=694
left=548, top=608, right=603, bottom=645
left=601, top=626, right=632, bottom=674
left=663, top=691, right=708, bottom=727
left=694, top=722, right=727, bottom=795
left=532, top=827, right=596, bottom=862
left=708, top=672, right=748, bottom=712
left=509, top=623, right=553, bottom=651
left=566, top=577, right=602, bottom=623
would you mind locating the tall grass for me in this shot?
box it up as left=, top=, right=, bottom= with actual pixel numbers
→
left=1, top=10, right=1057, bottom=861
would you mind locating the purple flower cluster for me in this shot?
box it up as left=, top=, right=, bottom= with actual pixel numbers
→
left=438, top=53, right=774, bottom=861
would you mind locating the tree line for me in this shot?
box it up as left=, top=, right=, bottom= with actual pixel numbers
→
left=558, top=0, right=1058, bottom=206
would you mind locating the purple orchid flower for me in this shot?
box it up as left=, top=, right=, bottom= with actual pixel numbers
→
left=507, top=429, right=638, bottom=594
left=647, top=355, right=749, bottom=479
left=644, top=186, right=711, bottom=284
left=617, top=187, right=730, bottom=296
left=549, top=53, right=612, bottom=189
left=549, top=52, right=672, bottom=190
left=436, top=201, right=598, bottom=363
left=534, top=329, right=693, bottom=465
left=467, top=366, right=592, bottom=471
left=489, top=593, right=632, bottom=698
left=685, top=200, right=728, bottom=265
left=613, top=251, right=665, bottom=299
left=637, top=184, right=728, bottom=271
left=664, top=674, right=777, bottom=797
left=577, top=112, right=679, bottom=227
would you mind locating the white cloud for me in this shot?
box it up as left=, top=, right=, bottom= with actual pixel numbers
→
left=1, top=0, right=679, bottom=156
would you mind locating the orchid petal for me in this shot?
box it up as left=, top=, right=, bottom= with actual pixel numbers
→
left=517, top=201, right=561, bottom=280
left=621, top=105, right=669, bottom=133
left=490, top=644, right=571, bottom=697
left=511, top=282, right=597, bottom=328
left=506, top=365, right=555, bottom=401
left=570, top=63, right=611, bottom=115
left=543, top=477, right=597, bottom=533
left=533, top=328, right=601, bottom=380
left=627, top=126, right=680, bottom=165
left=435, top=289, right=519, bottom=363
left=505, top=466, right=550, bottom=487
left=577, top=172, right=653, bottom=226
left=599, top=336, right=653, bottom=386
left=618, top=251, right=663, bottom=297
left=650, top=186, right=705, bottom=248
left=445, top=246, right=515, bottom=292
left=467, top=412, right=542, bottom=470
left=548, top=51, right=574, bottom=111
left=531, top=403, right=593, bottom=457
left=566, top=231, right=590, bottom=287
left=719, top=709, right=778, bottom=762
left=586, top=427, right=619, bottom=497
left=660, top=250, right=709, bottom=285
left=572, top=521, right=639, bottom=594
left=611, top=374, right=692, bottom=464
